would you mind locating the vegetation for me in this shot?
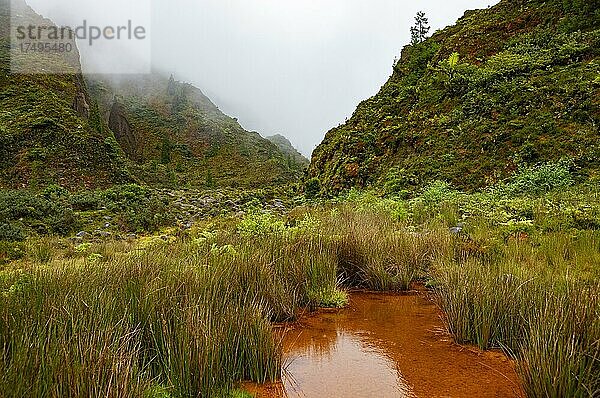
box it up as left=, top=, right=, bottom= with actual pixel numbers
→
left=309, top=0, right=600, bottom=193
left=0, top=184, right=173, bottom=248
left=0, top=162, right=598, bottom=397
left=0, top=2, right=305, bottom=190
left=0, top=1, right=131, bottom=189
left=0, top=184, right=308, bottom=259
left=0, top=197, right=423, bottom=396
left=410, top=11, right=430, bottom=45
left=88, top=75, right=306, bottom=189
left=266, top=134, right=309, bottom=170
left=2, top=1, right=599, bottom=397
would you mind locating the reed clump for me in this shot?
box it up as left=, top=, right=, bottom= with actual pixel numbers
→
left=0, top=203, right=431, bottom=397
left=434, top=226, right=600, bottom=397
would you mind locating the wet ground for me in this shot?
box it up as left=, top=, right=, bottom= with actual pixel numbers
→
left=245, top=291, right=523, bottom=398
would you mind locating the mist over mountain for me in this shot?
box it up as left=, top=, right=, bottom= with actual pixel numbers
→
left=267, top=134, right=309, bottom=168
left=1, top=2, right=600, bottom=398
left=88, top=73, right=306, bottom=187
left=2, top=0, right=598, bottom=194
left=0, top=0, right=305, bottom=189
left=23, top=0, right=499, bottom=157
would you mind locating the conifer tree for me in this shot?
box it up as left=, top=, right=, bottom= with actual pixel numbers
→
left=410, top=11, right=430, bottom=45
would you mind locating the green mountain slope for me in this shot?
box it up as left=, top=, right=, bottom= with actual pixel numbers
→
left=309, top=0, right=600, bottom=193
left=89, top=74, right=305, bottom=188
left=267, top=134, right=310, bottom=169
left=0, top=0, right=131, bottom=189
left=1, top=1, right=304, bottom=190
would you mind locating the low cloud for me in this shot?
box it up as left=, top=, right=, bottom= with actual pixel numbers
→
left=26, top=0, right=498, bottom=156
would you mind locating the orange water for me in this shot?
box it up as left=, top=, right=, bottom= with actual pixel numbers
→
left=245, top=291, right=523, bottom=398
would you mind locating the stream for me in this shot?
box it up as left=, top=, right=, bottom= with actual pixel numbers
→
left=245, top=291, right=523, bottom=398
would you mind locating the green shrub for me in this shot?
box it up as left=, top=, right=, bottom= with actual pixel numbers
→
left=306, top=286, right=348, bottom=308
left=102, top=185, right=174, bottom=232
left=40, top=184, right=69, bottom=201
left=419, top=181, right=458, bottom=207
left=0, top=241, right=26, bottom=264
left=0, top=190, right=77, bottom=236
left=382, top=167, right=414, bottom=197
left=0, top=223, right=25, bottom=242
left=237, top=211, right=286, bottom=237
left=0, top=190, right=45, bottom=220
left=44, top=207, right=77, bottom=235
left=304, top=177, right=321, bottom=198
left=502, top=160, right=574, bottom=196
left=70, top=191, right=101, bottom=211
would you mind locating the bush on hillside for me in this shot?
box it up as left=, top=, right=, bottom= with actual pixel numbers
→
left=502, top=159, right=574, bottom=196
left=304, top=177, right=321, bottom=198
left=0, top=224, right=25, bottom=242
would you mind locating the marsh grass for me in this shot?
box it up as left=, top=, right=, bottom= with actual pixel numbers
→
left=321, top=206, right=451, bottom=291
left=26, top=236, right=58, bottom=263
left=2, top=186, right=599, bottom=397
left=1, top=204, right=431, bottom=397
left=517, top=286, right=600, bottom=398
left=434, top=225, right=600, bottom=397
left=0, top=249, right=282, bottom=397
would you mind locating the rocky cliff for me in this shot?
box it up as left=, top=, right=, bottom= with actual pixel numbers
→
left=89, top=74, right=307, bottom=188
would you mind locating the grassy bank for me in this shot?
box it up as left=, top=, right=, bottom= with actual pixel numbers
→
left=0, top=201, right=440, bottom=397
left=1, top=163, right=599, bottom=397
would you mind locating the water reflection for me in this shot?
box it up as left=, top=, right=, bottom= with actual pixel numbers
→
left=283, top=330, right=411, bottom=397
left=248, top=292, right=522, bottom=398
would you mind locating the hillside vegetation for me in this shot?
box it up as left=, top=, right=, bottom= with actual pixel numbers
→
left=267, top=134, right=309, bottom=169
left=89, top=75, right=307, bottom=188
left=1, top=164, right=599, bottom=397
left=1, top=1, right=599, bottom=397
left=309, top=0, right=600, bottom=194
left=0, top=0, right=131, bottom=189
left=0, top=0, right=304, bottom=190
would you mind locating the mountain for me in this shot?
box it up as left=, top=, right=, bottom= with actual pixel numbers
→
left=0, top=0, right=131, bottom=189
left=88, top=74, right=305, bottom=188
left=309, top=0, right=600, bottom=194
left=267, top=134, right=310, bottom=169
left=1, top=1, right=305, bottom=190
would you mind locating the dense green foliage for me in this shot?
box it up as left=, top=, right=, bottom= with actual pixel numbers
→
left=0, top=184, right=171, bottom=243
left=309, top=0, right=600, bottom=193
left=0, top=1, right=305, bottom=191
left=2, top=1, right=600, bottom=397
left=0, top=183, right=305, bottom=263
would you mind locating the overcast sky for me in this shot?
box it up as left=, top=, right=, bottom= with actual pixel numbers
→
left=26, top=0, right=498, bottom=156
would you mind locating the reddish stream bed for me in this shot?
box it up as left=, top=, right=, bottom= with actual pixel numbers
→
left=244, top=291, right=523, bottom=398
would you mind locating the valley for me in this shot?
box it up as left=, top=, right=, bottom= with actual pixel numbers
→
left=0, top=0, right=599, bottom=397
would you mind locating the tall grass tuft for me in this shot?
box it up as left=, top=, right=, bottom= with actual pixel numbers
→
left=321, top=206, right=451, bottom=291
left=517, top=285, right=600, bottom=398
left=0, top=249, right=282, bottom=396
left=434, top=224, right=600, bottom=397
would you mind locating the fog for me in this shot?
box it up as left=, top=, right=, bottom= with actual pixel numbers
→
left=25, top=0, right=498, bottom=157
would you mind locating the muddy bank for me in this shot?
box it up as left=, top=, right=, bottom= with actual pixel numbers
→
left=245, top=291, right=523, bottom=398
